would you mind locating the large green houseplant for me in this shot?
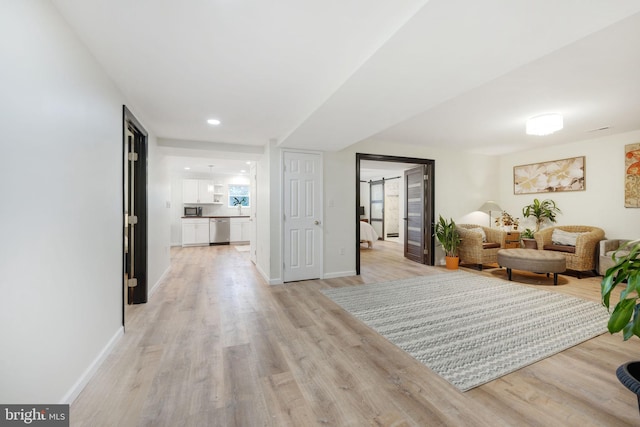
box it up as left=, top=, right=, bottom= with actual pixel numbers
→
left=602, top=239, right=640, bottom=339
left=521, top=198, right=562, bottom=232
left=434, top=215, right=461, bottom=270
left=601, top=239, right=640, bottom=412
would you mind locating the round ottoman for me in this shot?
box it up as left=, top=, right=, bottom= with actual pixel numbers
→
left=497, top=248, right=566, bottom=285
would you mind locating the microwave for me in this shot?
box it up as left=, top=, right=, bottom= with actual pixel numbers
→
left=184, top=206, right=202, bottom=217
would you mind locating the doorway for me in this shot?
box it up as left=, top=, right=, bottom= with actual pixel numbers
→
left=356, top=153, right=435, bottom=275
left=123, top=106, right=148, bottom=325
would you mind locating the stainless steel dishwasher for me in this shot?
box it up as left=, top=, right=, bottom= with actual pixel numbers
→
left=209, top=217, right=230, bottom=245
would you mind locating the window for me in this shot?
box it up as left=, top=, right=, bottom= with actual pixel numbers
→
left=228, top=184, right=250, bottom=207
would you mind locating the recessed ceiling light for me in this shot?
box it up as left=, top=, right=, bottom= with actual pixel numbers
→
left=526, top=113, right=563, bottom=136
left=184, top=167, right=191, bottom=170
left=207, top=119, right=221, bottom=126
left=246, top=161, right=251, bottom=165
left=240, top=169, right=246, bottom=173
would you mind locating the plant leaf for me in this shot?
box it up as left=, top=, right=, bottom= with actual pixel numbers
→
left=601, top=274, right=614, bottom=309
left=608, top=298, right=636, bottom=334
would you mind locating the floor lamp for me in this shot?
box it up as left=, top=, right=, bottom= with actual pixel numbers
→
left=478, top=201, right=502, bottom=228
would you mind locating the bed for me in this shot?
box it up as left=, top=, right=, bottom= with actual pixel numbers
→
left=360, top=221, right=379, bottom=248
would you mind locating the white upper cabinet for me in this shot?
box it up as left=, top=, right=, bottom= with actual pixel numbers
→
left=183, top=179, right=199, bottom=203
left=183, top=179, right=223, bottom=204
left=197, top=180, right=215, bottom=204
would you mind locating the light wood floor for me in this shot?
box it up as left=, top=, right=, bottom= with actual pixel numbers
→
left=71, top=241, right=640, bottom=426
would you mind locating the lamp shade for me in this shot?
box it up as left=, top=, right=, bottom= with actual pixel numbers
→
left=478, top=201, right=502, bottom=213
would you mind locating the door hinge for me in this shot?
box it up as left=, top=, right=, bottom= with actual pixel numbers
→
left=424, top=249, right=429, bottom=255
left=127, top=278, right=138, bottom=288
left=128, top=152, right=138, bottom=161
left=424, top=174, right=428, bottom=181
left=128, top=215, right=138, bottom=225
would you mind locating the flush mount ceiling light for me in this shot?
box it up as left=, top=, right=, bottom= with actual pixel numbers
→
left=526, top=113, right=563, bottom=136
left=207, top=118, right=221, bottom=126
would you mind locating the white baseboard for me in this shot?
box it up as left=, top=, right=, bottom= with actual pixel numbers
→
left=60, top=327, right=124, bottom=404
left=149, top=265, right=171, bottom=298
left=254, top=263, right=284, bottom=285
left=323, top=270, right=357, bottom=279
left=255, top=263, right=283, bottom=285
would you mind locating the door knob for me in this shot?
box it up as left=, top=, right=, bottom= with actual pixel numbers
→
left=314, top=220, right=320, bottom=225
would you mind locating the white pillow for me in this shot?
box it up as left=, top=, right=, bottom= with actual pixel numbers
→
left=552, top=229, right=583, bottom=246
left=468, top=227, right=486, bottom=242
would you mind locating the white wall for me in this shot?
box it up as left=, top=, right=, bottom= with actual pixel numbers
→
left=147, top=140, right=172, bottom=295
left=255, top=144, right=272, bottom=282
left=0, top=1, right=170, bottom=403
left=497, top=130, right=640, bottom=239
left=359, top=181, right=370, bottom=218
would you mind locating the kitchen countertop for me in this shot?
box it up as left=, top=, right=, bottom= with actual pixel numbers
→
left=182, top=215, right=250, bottom=219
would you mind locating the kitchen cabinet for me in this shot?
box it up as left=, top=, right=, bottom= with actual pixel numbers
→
left=182, top=179, right=199, bottom=203
left=213, top=183, right=225, bottom=204
left=182, top=218, right=210, bottom=246
left=183, top=179, right=222, bottom=204
left=230, top=217, right=251, bottom=243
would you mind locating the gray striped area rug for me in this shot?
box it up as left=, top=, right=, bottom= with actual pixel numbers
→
left=321, top=270, right=609, bottom=391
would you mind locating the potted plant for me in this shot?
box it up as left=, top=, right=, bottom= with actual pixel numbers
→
left=521, top=198, right=561, bottom=232
left=521, top=228, right=537, bottom=249
left=601, top=240, right=640, bottom=411
left=494, top=211, right=518, bottom=231
left=434, top=215, right=461, bottom=270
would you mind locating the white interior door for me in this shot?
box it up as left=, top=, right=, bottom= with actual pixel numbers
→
left=283, top=151, right=323, bottom=282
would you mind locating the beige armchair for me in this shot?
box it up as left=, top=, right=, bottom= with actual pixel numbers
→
left=534, top=225, right=605, bottom=278
left=457, top=225, right=506, bottom=270
left=598, top=239, right=633, bottom=275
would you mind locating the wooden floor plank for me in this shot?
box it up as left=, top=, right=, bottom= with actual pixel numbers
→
left=71, top=241, right=640, bottom=426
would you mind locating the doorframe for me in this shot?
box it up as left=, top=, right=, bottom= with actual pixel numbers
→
left=122, top=106, right=148, bottom=326
left=355, top=153, right=435, bottom=275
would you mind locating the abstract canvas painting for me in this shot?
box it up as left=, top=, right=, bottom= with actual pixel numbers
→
left=625, top=143, right=640, bottom=207
left=514, top=156, right=585, bottom=194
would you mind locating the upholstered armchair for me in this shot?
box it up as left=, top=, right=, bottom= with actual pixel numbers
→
left=457, top=225, right=506, bottom=270
left=598, top=239, right=633, bottom=275
left=534, top=225, right=605, bottom=278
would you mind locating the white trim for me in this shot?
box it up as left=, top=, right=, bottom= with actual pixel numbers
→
left=256, top=263, right=283, bottom=285
left=323, top=270, right=357, bottom=279
left=149, top=265, right=171, bottom=298
left=60, top=327, right=124, bottom=404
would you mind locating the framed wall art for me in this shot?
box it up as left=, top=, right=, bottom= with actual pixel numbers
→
left=513, top=156, right=585, bottom=195
left=625, top=143, right=640, bottom=207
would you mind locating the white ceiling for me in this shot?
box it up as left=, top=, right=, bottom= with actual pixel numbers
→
left=52, top=0, right=640, bottom=160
